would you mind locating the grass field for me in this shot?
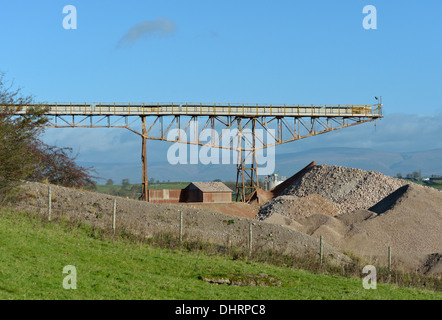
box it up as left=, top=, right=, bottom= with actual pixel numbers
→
left=95, top=182, right=191, bottom=193
left=0, top=209, right=441, bottom=300
left=408, top=180, right=442, bottom=190
left=96, top=182, right=191, bottom=192
left=430, top=184, right=442, bottom=190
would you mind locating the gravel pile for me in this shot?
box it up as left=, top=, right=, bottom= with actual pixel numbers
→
left=279, top=164, right=408, bottom=214
left=336, top=183, right=442, bottom=273
left=257, top=194, right=339, bottom=221
left=257, top=163, right=442, bottom=273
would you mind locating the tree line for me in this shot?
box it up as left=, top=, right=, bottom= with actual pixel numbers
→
left=396, top=171, right=441, bottom=181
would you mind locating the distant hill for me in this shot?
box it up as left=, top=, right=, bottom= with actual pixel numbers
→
left=81, top=148, right=442, bottom=183
left=275, top=148, right=442, bottom=178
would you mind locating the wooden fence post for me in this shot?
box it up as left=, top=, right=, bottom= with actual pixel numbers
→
left=112, top=200, right=117, bottom=233
left=319, top=235, right=324, bottom=265
left=388, top=246, right=392, bottom=271
left=249, top=223, right=253, bottom=254
left=48, top=185, right=52, bottom=222
left=179, top=211, right=183, bottom=242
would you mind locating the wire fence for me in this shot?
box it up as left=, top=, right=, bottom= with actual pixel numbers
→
left=9, top=183, right=442, bottom=292
left=39, top=185, right=400, bottom=269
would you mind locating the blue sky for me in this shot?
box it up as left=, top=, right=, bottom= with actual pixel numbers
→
left=1, top=1, right=441, bottom=182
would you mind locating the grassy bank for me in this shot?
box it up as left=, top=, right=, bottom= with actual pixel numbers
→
left=0, top=209, right=440, bottom=300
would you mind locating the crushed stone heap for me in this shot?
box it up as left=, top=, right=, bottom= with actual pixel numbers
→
left=278, top=164, right=408, bottom=214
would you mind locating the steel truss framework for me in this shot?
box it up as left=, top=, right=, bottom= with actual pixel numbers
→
left=8, top=103, right=383, bottom=201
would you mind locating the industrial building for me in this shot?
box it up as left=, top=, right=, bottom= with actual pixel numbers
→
left=184, top=182, right=233, bottom=203
left=148, top=181, right=233, bottom=203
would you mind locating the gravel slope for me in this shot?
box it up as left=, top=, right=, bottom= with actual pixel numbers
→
left=280, top=164, right=408, bottom=214
left=11, top=181, right=350, bottom=265
left=257, top=194, right=339, bottom=221
left=260, top=180, right=442, bottom=274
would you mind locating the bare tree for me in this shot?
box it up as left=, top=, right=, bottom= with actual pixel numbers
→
left=0, top=73, right=96, bottom=201
left=0, top=73, right=47, bottom=200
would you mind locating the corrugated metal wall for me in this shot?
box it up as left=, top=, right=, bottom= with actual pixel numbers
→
left=148, top=189, right=231, bottom=203
left=203, top=192, right=231, bottom=203
left=148, top=189, right=183, bottom=203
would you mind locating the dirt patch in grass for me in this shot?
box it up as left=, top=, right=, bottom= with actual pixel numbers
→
left=200, top=273, right=281, bottom=287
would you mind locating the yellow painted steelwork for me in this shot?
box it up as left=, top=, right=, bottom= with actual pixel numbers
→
left=7, top=102, right=383, bottom=118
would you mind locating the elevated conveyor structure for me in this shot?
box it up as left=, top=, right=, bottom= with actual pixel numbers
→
left=7, top=102, right=383, bottom=202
